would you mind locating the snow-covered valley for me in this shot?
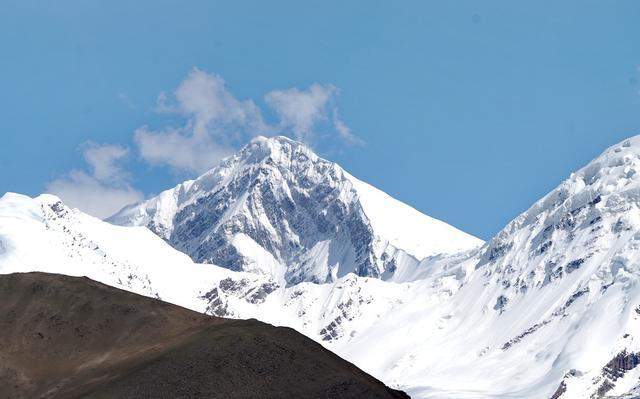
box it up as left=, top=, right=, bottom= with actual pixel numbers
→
left=3, top=135, right=640, bottom=398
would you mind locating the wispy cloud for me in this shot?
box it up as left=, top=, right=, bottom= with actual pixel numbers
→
left=134, top=125, right=234, bottom=174
left=82, top=143, right=131, bottom=182
left=265, top=83, right=336, bottom=144
left=46, top=143, right=143, bottom=218
left=135, top=68, right=269, bottom=174
left=137, top=69, right=363, bottom=174
left=332, top=107, right=363, bottom=146
left=263, top=83, right=362, bottom=146
left=117, top=92, right=136, bottom=110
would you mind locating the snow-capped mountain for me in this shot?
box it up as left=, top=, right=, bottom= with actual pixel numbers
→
left=339, top=134, right=640, bottom=398
left=443, top=135, right=640, bottom=398
left=0, top=192, right=234, bottom=303
left=5, top=135, right=640, bottom=398
left=108, top=135, right=482, bottom=285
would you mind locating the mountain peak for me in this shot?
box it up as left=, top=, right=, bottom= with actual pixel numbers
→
left=241, top=134, right=316, bottom=158
left=476, top=134, right=640, bottom=312
left=249, top=134, right=305, bottom=149
left=110, top=135, right=482, bottom=284
left=497, top=135, right=640, bottom=238
left=232, top=135, right=325, bottom=174
left=573, top=135, right=640, bottom=188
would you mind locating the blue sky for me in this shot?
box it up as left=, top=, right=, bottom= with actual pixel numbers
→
left=1, top=1, right=639, bottom=239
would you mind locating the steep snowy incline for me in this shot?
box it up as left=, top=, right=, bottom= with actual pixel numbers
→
left=0, top=192, right=265, bottom=310
left=109, top=135, right=482, bottom=285
left=344, top=173, right=481, bottom=259
left=342, top=134, right=640, bottom=398
left=448, top=135, right=640, bottom=398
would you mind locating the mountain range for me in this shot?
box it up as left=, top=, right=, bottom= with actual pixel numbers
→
left=3, top=135, right=640, bottom=398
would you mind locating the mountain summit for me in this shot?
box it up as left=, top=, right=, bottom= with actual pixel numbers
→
left=109, top=136, right=482, bottom=285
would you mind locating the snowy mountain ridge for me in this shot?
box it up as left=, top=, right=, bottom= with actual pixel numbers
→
left=4, top=136, right=640, bottom=397
left=412, top=135, right=640, bottom=398
left=109, top=135, right=482, bottom=285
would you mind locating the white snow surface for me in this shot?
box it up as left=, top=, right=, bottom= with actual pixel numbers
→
left=344, top=172, right=481, bottom=259
left=4, top=136, right=640, bottom=397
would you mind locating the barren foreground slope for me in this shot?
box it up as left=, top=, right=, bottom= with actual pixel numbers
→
left=0, top=272, right=409, bottom=399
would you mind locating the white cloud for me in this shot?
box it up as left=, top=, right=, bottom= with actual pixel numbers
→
left=136, top=70, right=362, bottom=175
left=46, top=171, right=143, bottom=219
left=265, top=83, right=335, bottom=143
left=172, top=69, right=266, bottom=137
left=332, top=108, right=364, bottom=146
left=82, top=143, right=130, bottom=183
left=137, top=68, right=269, bottom=174
left=264, top=83, right=363, bottom=146
left=134, top=126, right=234, bottom=174
left=46, top=143, right=143, bottom=219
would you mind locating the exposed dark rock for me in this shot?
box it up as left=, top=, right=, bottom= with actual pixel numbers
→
left=477, top=241, right=513, bottom=268
left=200, top=287, right=229, bottom=317
left=602, top=350, right=640, bottom=381
left=565, top=258, right=585, bottom=273
left=552, top=288, right=590, bottom=317
left=595, top=380, right=615, bottom=398
left=589, top=195, right=602, bottom=206
left=502, top=320, right=551, bottom=350
left=549, top=369, right=583, bottom=399
left=319, top=299, right=359, bottom=342
left=550, top=381, right=566, bottom=399
left=493, top=295, right=509, bottom=314
left=537, top=240, right=553, bottom=255
left=544, top=261, right=564, bottom=285
left=589, top=216, right=602, bottom=226
left=591, top=350, right=640, bottom=398
left=219, top=277, right=249, bottom=294
left=247, top=282, right=279, bottom=304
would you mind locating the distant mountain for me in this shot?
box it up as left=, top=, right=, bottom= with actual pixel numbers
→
left=0, top=272, right=408, bottom=399
left=108, top=136, right=482, bottom=285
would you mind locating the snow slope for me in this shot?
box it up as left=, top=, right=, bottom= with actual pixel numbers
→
left=0, top=192, right=255, bottom=310
left=109, top=135, right=482, bottom=285
left=351, top=135, right=640, bottom=398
